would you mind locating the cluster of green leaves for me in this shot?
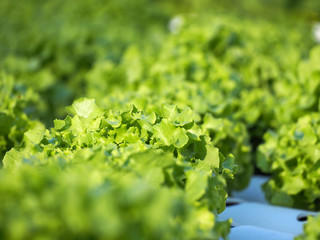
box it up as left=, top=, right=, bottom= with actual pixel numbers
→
left=84, top=18, right=320, bottom=238
left=85, top=15, right=314, bottom=191
left=258, top=113, right=320, bottom=210
left=256, top=45, right=320, bottom=213
left=1, top=0, right=320, bottom=238
left=202, top=115, right=252, bottom=190
left=271, top=45, right=320, bottom=126
left=0, top=72, right=44, bottom=161
left=0, top=0, right=178, bottom=122
left=1, top=98, right=236, bottom=239
left=1, top=0, right=316, bottom=123
left=0, top=0, right=316, bottom=186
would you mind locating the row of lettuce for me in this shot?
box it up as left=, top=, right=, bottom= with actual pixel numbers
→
left=1, top=98, right=235, bottom=239
left=1, top=1, right=320, bottom=239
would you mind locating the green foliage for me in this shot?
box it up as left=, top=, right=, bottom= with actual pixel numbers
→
left=257, top=113, right=320, bottom=210
left=1, top=98, right=235, bottom=239
left=0, top=163, right=224, bottom=240
left=0, top=72, right=44, bottom=160
left=202, top=115, right=251, bottom=190
left=85, top=15, right=314, bottom=191
left=0, top=0, right=173, bottom=122
left=1, top=0, right=320, bottom=238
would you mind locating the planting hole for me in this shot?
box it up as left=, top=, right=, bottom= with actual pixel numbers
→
left=297, top=213, right=313, bottom=222
left=226, top=200, right=240, bottom=207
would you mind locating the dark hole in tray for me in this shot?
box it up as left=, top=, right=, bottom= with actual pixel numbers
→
left=226, top=200, right=240, bottom=207
left=297, top=213, right=312, bottom=222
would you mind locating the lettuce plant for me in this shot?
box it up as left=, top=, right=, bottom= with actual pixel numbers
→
left=1, top=98, right=236, bottom=239
left=0, top=72, right=44, bottom=161
left=257, top=113, right=320, bottom=210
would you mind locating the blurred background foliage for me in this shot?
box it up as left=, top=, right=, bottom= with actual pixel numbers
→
left=0, top=0, right=319, bottom=124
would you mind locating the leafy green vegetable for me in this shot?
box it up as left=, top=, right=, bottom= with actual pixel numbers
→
left=0, top=72, right=44, bottom=161
left=202, top=114, right=251, bottom=190
left=1, top=98, right=235, bottom=239
left=257, top=113, right=320, bottom=210
left=1, top=0, right=320, bottom=238
left=83, top=15, right=316, bottom=193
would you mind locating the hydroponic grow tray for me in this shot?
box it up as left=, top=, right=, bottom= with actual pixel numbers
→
left=218, top=176, right=318, bottom=240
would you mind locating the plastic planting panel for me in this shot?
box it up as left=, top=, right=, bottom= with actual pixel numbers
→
left=219, top=176, right=319, bottom=239
left=229, top=226, right=295, bottom=240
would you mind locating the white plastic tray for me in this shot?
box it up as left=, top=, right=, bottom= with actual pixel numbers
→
left=219, top=201, right=317, bottom=235
left=228, top=225, right=295, bottom=240
left=231, top=175, right=269, bottom=203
